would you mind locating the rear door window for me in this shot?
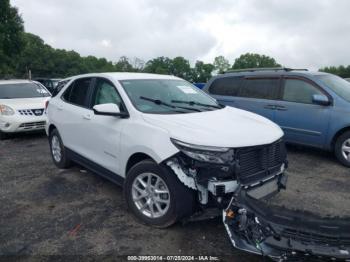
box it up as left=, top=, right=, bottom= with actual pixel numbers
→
left=239, top=78, right=279, bottom=100
left=208, top=77, right=243, bottom=96
left=62, top=78, right=92, bottom=107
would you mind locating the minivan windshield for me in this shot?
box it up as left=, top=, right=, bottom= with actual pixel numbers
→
left=120, top=79, right=220, bottom=114
left=316, top=75, right=350, bottom=102
left=0, top=83, right=50, bottom=99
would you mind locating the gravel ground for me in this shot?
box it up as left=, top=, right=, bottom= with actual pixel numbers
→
left=0, top=133, right=349, bottom=261
left=268, top=144, right=350, bottom=217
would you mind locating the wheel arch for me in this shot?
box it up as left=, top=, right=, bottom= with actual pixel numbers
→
left=125, top=152, right=154, bottom=176
left=48, top=124, right=57, bottom=135
left=331, top=126, right=350, bottom=151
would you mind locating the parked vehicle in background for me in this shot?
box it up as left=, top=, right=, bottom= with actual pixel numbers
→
left=204, top=68, right=350, bottom=167
left=35, top=78, right=61, bottom=93
left=51, top=78, right=71, bottom=97
left=193, top=83, right=206, bottom=89
left=46, top=72, right=287, bottom=228
left=0, top=80, right=50, bottom=139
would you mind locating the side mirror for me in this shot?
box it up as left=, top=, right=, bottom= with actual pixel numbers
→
left=312, top=94, right=330, bottom=106
left=93, top=103, right=128, bottom=118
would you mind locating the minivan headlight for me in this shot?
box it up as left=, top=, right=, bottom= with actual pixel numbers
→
left=0, top=105, right=15, bottom=116
left=170, top=138, right=231, bottom=164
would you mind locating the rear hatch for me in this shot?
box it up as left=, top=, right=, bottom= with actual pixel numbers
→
left=223, top=189, right=350, bottom=261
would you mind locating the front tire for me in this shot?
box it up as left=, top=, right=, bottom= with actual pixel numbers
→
left=124, top=160, right=195, bottom=228
left=49, top=129, right=72, bottom=169
left=335, top=131, right=350, bottom=167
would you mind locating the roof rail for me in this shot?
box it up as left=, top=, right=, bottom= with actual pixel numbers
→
left=224, top=67, right=308, bottom=74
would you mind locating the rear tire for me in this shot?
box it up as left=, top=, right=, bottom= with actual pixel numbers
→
left=49, top=129, right=72, bottom=169
left=124, top=159, right=196, bottom=228
left=335, top=131, right=350, bottom=167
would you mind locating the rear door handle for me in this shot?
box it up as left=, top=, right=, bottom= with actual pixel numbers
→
left=264, top=105, right=276, bottom=110
left=57, top=105, right=63, bottom=111
left=83, top=113, right=91, bottom=120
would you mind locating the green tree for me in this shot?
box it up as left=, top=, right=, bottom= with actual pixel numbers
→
left=232, top=53, right=281, bottom=70
left=169, top=56, right=191, bottom=80
left=191, top=61, right=214, bottom=83
left=144, top=56, right=173, bottom=75
left=319, top=65, right=350, bottom=78
left=213, top=55, right=230, bottom=74
left=16, top=33, right=118, bottom=78
left=115, top=56, right=133, bottom=72
left=15, top=33, right=53, bottom=78
left=0, top=0, right=24, bottom=76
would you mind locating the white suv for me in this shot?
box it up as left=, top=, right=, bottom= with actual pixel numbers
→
left=0, top=80, right=50, bottom=139
left=46, top=73, right=287, bottom=227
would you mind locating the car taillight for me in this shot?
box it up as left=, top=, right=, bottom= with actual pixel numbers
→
left=45, top=100, right=49, bottom=110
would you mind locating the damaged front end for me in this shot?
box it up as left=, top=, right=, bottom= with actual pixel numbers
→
left=164, top=138, right=288, bottom=209
left=223, top=189, right=350, bottom=261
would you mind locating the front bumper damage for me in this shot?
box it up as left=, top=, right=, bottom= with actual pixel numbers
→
left=165, top=138, right=288, bottom=208
left=223, top=189, right=350, bottom=261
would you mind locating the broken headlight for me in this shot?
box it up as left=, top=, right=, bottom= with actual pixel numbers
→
left=171, top=138, right=232, bottom=164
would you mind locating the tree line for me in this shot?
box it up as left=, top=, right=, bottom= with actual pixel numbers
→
left=1, top=0, right=349, bottom=83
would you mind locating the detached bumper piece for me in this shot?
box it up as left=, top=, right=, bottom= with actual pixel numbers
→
left=223, top=191, right=350, bottom=261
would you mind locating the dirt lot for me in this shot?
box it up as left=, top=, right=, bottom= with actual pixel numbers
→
left=0, top=133, right=349, bottom=261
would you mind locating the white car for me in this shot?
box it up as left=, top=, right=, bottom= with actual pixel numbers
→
left=46, top=73, right=287, bottom=227
left=0, top=79, right=51, bottom=139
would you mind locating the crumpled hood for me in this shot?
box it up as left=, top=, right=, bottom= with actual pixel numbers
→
left=0, top=97, right=49, bottom=110
left=142, top=106, right=283, bottom=148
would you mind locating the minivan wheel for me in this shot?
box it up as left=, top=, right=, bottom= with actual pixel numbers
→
left=335, top=131, right=350, bottom=167
left=124, top=159, right=195, bottom=228
left=49, top=129, right=72, bottom=169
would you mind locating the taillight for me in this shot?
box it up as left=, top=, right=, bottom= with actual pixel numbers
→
left=45, top=100, right=49, bottom=110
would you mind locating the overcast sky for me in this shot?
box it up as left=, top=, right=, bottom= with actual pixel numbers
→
left=11, top=0, right=350, bottom=69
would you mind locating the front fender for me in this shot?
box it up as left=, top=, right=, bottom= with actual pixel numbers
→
left=119, top=120, right=178, bottom=177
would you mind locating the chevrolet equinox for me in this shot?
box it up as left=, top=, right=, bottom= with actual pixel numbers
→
left=46, top=72, right=287, bottom=227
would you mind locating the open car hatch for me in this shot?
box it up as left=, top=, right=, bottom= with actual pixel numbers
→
left=223, top=189, right=350, bottom=261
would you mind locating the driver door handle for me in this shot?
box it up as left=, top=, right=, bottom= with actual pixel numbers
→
left=83, top=113, right=91, bottom=120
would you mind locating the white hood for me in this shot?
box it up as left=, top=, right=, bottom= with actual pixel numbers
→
left=0, top=97, right=49, bottom=110
left=142, top=106, right=284, bottom=148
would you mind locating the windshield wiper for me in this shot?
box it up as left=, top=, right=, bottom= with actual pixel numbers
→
left=171, top=100, right=222, bottom=109
left=140, top=96, right=201, bottom=112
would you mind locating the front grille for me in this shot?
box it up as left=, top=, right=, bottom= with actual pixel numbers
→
left=19, top=121, right=46, bottom=129
left=18, top=109, right=44, bottom=116
left=282, top=228, right=350, bottom=246
left=236, top=140, right=286, bottom=184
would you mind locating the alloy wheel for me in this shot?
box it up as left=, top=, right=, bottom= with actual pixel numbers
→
left=342, top=138, right=350, bottom=162
left=51, top=135, right=62, bottom=162
left=131, top=172, right=170, bottom=218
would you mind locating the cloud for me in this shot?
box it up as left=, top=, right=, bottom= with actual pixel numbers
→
left=100, top=40, right=111, bottom=48
left=11, top=0, right=350, bottom=69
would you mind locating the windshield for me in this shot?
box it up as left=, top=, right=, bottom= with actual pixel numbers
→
left=316, top=74, right=350, bottom=102
left=0, top=83, right=50, bottom=99
left=120, top=79, right=220, bottom=114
